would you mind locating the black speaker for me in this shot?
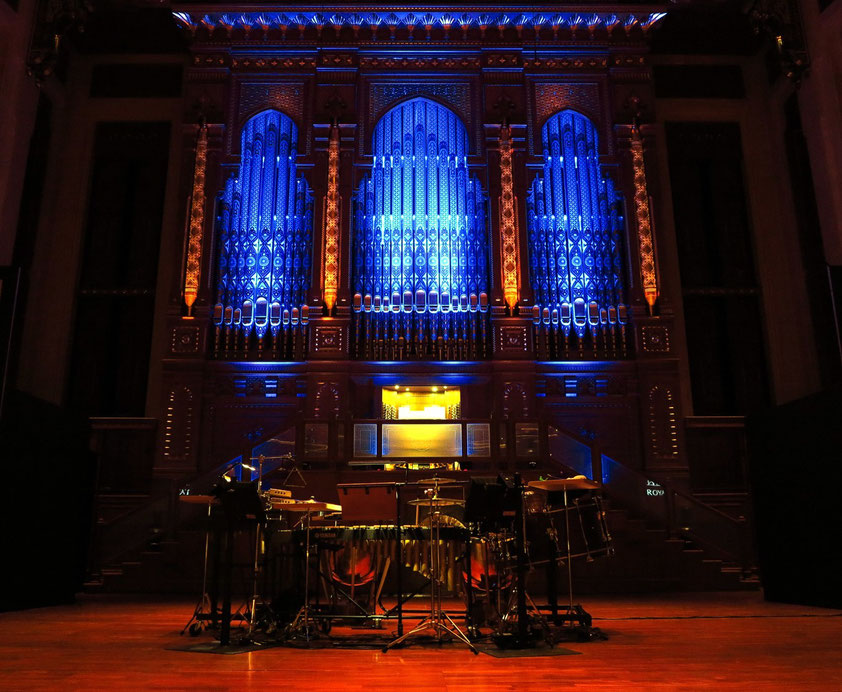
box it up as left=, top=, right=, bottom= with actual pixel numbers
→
left=746, top=387, right=842, bottom=608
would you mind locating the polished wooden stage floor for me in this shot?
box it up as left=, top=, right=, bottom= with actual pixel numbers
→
left=1, top=592, right=840, bottom=691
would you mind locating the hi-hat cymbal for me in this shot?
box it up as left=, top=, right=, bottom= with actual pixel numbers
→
left=416, top=477, right=456, bottom=486
left=407, top=497, right=465, bottom=507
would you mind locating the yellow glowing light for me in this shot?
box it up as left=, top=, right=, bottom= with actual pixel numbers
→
left=432, top=386, right=439, bottom=392
left=382, top=386, right=461, bottom=420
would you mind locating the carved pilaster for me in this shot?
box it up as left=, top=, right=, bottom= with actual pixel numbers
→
left=498, top=125, right=521, bottom=312
left=630, top=125, right=659, bottom=313
left=183, top=123, right=208, bottom=315
left=322, top=124, right=341, bottom=313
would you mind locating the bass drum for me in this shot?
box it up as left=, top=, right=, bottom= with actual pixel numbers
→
left=326, top=545, right=376, bottom=588
left=527, top=493, right=611, bottom=565
left=462, top=534, right=515, bottom=591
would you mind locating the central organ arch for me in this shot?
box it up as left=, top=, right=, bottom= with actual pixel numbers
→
left=352, top=97, right=489, bottom=359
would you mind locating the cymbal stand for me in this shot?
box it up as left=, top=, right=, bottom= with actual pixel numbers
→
left=285, top=508, right=319, bottom=642
left=384, top=487, right=477, bottom=654
left=562, top=485, right=575, bottom=629
left=244, top=521, right=268, bottom=640
left=495, top=475, right=552, bottom=647
left=181, top=497, right=215, bottom=636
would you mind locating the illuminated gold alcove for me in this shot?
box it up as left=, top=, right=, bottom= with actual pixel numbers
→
left=381, top=386, right=461, bottom=420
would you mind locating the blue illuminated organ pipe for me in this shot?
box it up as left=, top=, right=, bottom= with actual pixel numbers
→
left=352, top=98, right=489, bottom=360
left=213, top=109, right=313, bottom=359
left=527, top=110, right=629, bottom=359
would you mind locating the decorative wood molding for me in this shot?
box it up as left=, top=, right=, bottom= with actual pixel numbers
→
left=183, top=123, right=207, bottom=314
left=631, top=125, right=658, bottom=312
left=323, top=124, right=341, bottom=313
left=498, top=125, right=520, bottom=312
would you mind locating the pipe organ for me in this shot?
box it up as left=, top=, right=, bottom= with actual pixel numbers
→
left=527, top=110, right=629, bottom=360
left=213, top=110, right=313, bottom=359
left=163, top=4, right=687, bottom=478
left=352, top=98, right=490, bottom=360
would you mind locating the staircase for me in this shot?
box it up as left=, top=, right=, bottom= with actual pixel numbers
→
left=547, top=424, right=758, bottom=593
left=569, top=504, right=757, bottom=593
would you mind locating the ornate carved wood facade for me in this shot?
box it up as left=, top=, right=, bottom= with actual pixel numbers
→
left=159, top=3, right=688, bottom=483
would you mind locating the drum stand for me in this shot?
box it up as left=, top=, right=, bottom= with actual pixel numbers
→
left=384, top=497, right=477, bottom=654
left=499, top=579, right=553, bottom=645
left=284, top=508, right=320, bottom=642
left=543, top=486, right=597, bottom=638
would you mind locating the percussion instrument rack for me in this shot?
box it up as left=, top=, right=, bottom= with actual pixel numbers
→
left=179, top=470, right=610, bottom=649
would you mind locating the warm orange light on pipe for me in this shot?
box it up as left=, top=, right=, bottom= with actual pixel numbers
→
left=631, top=126, right=658, bottom=314
left=323, top=124, right=340, bottom=312
left=499, top=125, right=520, bottom=312
left=184, top=123, right=208, bottom=315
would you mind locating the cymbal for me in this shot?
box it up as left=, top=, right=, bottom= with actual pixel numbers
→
left=416, top=477, right=456, bottom=486
left=528, top=478, right=600, bottom=492
left=407, top=497, right=465, bottom=507
left=272, top=500, right=342, bottom=513
left=178, top=494, right=217, bottom=505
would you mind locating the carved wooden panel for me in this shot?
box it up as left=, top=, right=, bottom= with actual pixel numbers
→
left=528, top=82, right=610, bottom=156
left=533, top=82, right=601, bottom=128
left=313, top=381, right=342, bottom=419
left=170, top=325, right=201, bottom=355
left=310, top=322, right=348, bottom=357
left=641, top=325, right=671, bottom=354
left=493, top=321, right=532, bottom=358
left=648, top=384, right=680, bottom=459
left=364, top=81, right=478, bottom=153
left=238, top=82, right=305, bottom=126
left=502, top=381, right=530, bottom=419
left=162, top=384, right=195, bottom=463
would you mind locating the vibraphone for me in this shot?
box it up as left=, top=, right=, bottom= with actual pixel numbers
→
left=263, top=522, right=473, bottom=632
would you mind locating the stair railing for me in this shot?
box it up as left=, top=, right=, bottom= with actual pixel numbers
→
left=547, top=424, right=755, bottom=575
left=90, top=426, right=296, bottom=580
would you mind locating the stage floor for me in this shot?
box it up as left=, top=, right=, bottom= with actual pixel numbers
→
left=1, top=592, right=840, bottom=690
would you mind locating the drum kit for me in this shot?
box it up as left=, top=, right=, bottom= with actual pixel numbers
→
left=179, top=464, right=611, bottom=649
